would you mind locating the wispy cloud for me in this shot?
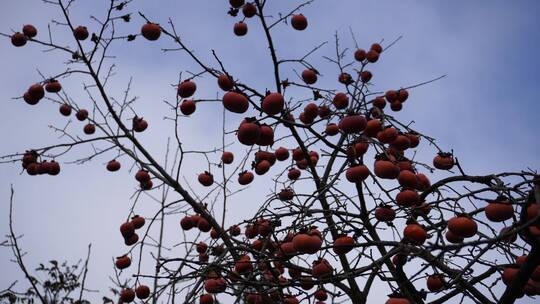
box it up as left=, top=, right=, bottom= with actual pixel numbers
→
left=0, top=0, right=538, bottom=302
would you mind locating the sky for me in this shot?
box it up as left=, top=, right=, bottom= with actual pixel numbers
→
left=1, top=0, right=540, bottom=303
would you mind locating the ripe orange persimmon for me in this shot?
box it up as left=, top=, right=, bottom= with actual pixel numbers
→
left=375, top=206, right=396, bottom=222
left=485, top=198, right=514, bottom=222
left=354, top=48, right=366, bottom=61
left=288, top=168, right=301, bottom=180
left=120, top=289, right=135, bottom=303
left=234, top=22, right=248, bottom=36
left=106, top=160, right=121, bottom=172
left=132, top=117, right=148, bottom=132
left=131, top=215, right=145, bottom=229
left=229, top=0, right=245, bottom=8
left=386, top=295, right=411, bottom=304
left=223, top=91, right=249, bottom=113
left=115, top=255, right=131, bottom=269
left=370, top=43, right=383, bottom=53
left=23, top=24, right=38, bottom=38
left=366, top=50, right=379, bottom=63
left=199, top=294, right=213, bottom=304
left=83, top=123, right=96, bottom=135
left=76, top=109, right=89, bottom=121
left=448, top=215, right=477, bottom=238
left=180, top=99, right=196, bottom=115
left=217, top=74, right=234, bottom=91
left=278, top=188, right=294, bottom=201
left=312, top=259, right=333, bottom=278
left=377, top=127, right=398, bottom=143
left=333, top=92, right=349, bottom=109
left=404, top=224, right=427, bottom=245
left=346, top=165, right=370, bottom=183
left=238, top=171, right=254, bottom=185
left=221, top=151, right=234, bottom=164
left=292, top=232, right=322, bottom=254
left=374, top=159, right=400, bottom=179
left=291, top=14, right=308, bottom=31
left=256, top=124, right=274, bottom=146
left=242, top=3, right=257, bottom=18
left=135, top=285, right=150, bottom=299
left=178, top=80, right=197, bottom=98
left=398, top=170, right=418, bottom=188
left=141, top=23, right=161, bottom=40
left=255, top=160, right=271, bottom=175
left=333, top=235, right=354, bottom=254
left=237, top=120, right=261, bottom=145
left=301, top=69, right=318, bottom=84
left=73, top=26, right=89, bottom=40
left=339, top=114, right=367, bottom=134
left=433, top=152, right=454, bottom=170
left=262, top=92, right=284, bottom=115
left=360, top=70, right=372, bottom=83
left=45, top=80, right=62, bottom=93
left=365, top=119, right=383, bottom=137
left=198, top=172, right=214, bottom=187
left=11, top=32, right=27, bottom=47
left=427, top=275, right=445, bottom=292
left=325, top=123, right=339, bottom=136
left=396, top=189, right=420, bottom=207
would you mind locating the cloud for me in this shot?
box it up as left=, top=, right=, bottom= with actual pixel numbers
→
left=0, top=0, right=539, bottom=303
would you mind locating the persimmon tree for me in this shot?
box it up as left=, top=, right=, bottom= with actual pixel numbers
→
left=1, top=0, right=539, bottom=303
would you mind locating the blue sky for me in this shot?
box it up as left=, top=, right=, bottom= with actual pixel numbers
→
left=1, top=0, right=539, bottom=303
